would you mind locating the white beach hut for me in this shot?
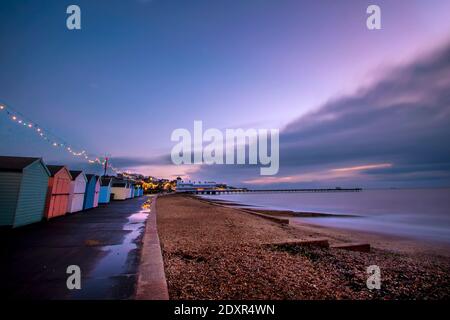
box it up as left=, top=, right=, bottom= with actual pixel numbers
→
left=111, top=179, right=130, bottom=200
left=67, top=170, right=87, bottom=213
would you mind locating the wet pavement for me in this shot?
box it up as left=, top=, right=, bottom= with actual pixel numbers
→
left=0, top=196, right=151, bottom=300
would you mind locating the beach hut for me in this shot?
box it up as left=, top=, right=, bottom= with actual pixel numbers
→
left=83, top=174, right=100, bottom=210
left=44, top=165, right=72, bottom=219
left=130, top=181, right=134, bottom=199
left=134, top=185, right=141, bottom=197
left=128, top=182, right=135, bottom=199
left=111, top=179, right=129, bottom=200
left=67, top=170, right=87, bottom=213
left=125, top=182, right=131, bottom=199
left=0, top=156, right=50, bottom=227
left=99, top=177, right=112, bottom=204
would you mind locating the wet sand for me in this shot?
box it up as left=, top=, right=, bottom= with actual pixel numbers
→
left=156, top=194, right=450, bottom=300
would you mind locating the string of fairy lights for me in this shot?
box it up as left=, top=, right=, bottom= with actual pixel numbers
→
left=0, top=103, right=122, bottom=174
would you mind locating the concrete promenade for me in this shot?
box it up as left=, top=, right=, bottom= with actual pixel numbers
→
left=0, top=196, right=157, bottom=299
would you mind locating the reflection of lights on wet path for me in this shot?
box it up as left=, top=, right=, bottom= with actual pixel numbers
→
left=71, top=197, right=153, bottom=299
left=89, top=209, right=149, bottom=278
left=141, top=198, right=153, bottom=211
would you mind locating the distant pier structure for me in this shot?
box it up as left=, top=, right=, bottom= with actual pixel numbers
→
left=190, top=187, right=362, bottom=195
left=175, top=177, right=362, bottom=195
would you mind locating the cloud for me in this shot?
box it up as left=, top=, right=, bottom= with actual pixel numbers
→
left=191, top=40, right=450, bottom=188
left=244, top=163, right=393, bottom=185
left=97, top=155, right=201, bottom=179
left=104, top=41, right=450, bottom=188
left=108, top=154, right=171, bottom=168
left=331, top=163, right=392, bottom=173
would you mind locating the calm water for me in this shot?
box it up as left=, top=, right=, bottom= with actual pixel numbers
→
left=202, top=189, right=450, bottom=243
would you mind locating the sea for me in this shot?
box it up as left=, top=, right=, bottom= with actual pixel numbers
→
left=201, top=188, right=450, bottom=244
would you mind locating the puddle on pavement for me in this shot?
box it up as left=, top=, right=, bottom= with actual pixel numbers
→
left=71, top=198, right=153, bottom=299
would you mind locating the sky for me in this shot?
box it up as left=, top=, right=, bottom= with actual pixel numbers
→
left=1, top=0, right=450, bottom=188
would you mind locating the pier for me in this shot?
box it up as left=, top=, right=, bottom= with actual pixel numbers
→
left=187, top=187, right=362, bottom=195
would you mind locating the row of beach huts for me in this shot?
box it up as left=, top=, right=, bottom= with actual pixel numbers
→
left=0, top=156, right=144, bottom=228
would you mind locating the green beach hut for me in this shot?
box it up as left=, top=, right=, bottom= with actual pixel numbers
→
left=0, top=156, right=50, bottom=228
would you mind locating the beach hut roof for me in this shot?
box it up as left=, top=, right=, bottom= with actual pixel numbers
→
left=69, top=170, right=85, bottom=180
left=47, top=165, right=64, bottom=176
left=112, top=178, right=127, bottom=187
left=0, top=156, right=50, bottom=175
left=101, top=177, right=112, bottom=186
left=86, top=174, right=99, bottom=182
left=46, top=165, right=72, bottom=179
left=69, top=170, right=82, bottom=178
left=112, top=182, right=127, bottom=187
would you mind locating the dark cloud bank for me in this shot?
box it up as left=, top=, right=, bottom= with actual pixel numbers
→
left=123, top=41, right=450, bottom=188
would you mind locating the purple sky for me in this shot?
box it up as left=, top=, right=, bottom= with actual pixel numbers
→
left=1, top=0, right=450, bottom=187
